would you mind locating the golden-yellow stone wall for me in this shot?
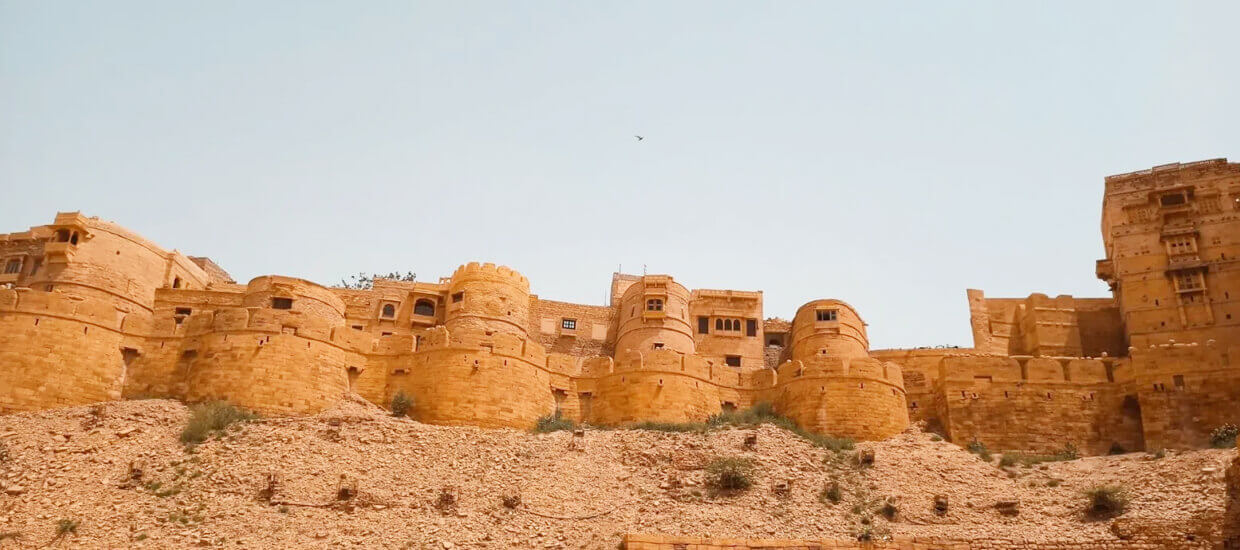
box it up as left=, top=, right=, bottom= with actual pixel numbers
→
left=929, top=355, right=1145, bottom=454
left=790, top=299, right=869, bottom=360
left=614, top=276, right=695, bottom=356
left=585, top=350, right=736, bottom=425
left=445, top=262, right=531, bottom=337
left=0, top=288, right=132, bottom=413
left=1130, top=343, right=1240, bottom=449
left=760, top=356, right=909, bottom=441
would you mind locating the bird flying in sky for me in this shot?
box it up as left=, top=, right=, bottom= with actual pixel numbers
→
left=634, top=135, right=644, bottom=141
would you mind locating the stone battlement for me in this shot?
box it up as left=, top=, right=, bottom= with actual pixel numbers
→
left=2, top=157, right=1239, bottom=453
left=449, top=262, right=530, bottom=290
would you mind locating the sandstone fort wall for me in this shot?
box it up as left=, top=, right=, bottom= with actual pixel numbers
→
left=3, top=170, right=1240, bottom=454
left=0, top=288, right=131, bottom=413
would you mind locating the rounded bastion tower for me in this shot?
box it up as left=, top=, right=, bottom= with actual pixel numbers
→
left=789, top=299, right=869, bottom=360
left=444, top=263, right=531, bottom=338
left=762, top=299, right=909, bottom=441
left=180, top=276, right=353, bottom=415
left=613, top=275, right=695, bottom=356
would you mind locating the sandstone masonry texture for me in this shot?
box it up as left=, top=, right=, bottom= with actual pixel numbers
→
left=1, top=160, right=1239, bottom=452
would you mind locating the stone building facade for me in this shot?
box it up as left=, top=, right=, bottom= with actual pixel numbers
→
left=0, top=214, right=908, bottom=440
left=876, top=158, right=1240, bottom=454
left=2, top=159, right=1239, bottom=452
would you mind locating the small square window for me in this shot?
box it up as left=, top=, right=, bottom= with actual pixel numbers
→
left=816, top=309, right=837, bottom=322
left=724, top=355, right=741, bottom=367
left=561, top=318, right=577, bottom=330
left=646, top=298, right=663, bottom=311
left=1160, top=193, right=1187, bottom=207
left=451, top=292, right=464, bottom=303
left=271, top=297, right=293, bottom=310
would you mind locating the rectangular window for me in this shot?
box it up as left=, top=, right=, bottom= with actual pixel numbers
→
left=451, top=292, right=464, bottom=303
left=745, top=319, right=757, bottom=337
left=3, top=259, right=21, bottom=274
left=698, top=316, right=709, bottom=334
left=816, top=309, right=838, bottom=322
left=653, top=342, right=664, bottom=349
left=1173, top=375, right=1185, bottom=389
left=1174, top=271, right=1204, bottom=292
left=561, top=318, right=576, bottom=330
left=1160, top=193, right=1187, bottom=207
left=724, top=355, right=741, bottom=367
left=174, top=307, right=192, bottom=316
left=351, top=325, right=363, bottom=331
left=271, top=297, right=293, bottom=310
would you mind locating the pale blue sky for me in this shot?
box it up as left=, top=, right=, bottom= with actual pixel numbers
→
left=2, top=1, right=1238, bottom=349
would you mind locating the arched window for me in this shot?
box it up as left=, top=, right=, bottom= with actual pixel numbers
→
left=381, top=303, right=397, bottom=318
left=172, top=277, right=181, bottom=289
left=69, top=232, right=79, bottom=245
left=413, top=299, right=435, bottom=316
left=715, top=318, right=723, bottom=330
left=646, top=298, right=663, bottom=311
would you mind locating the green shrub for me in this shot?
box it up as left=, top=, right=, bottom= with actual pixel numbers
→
left=532, top=412, right=575, bottom=433
left=390, top=391, right=413, bottom=417
left=1083, top=485, right=1128, bottom=519
left=819, top=481, right=842, bottom=504
left=1000, top=443, right=1082, bottom=467
left=806, top=432, right=856, bottom=453
left=1060, top=442, right=1080, bottom=460
left=705, top=457, right=755, bottom=493
left=966, top=440, right=992, bottom=462
left=1210, top=423, right=1238, bottom=448
left=708, top=403, right=853, bottom=452
left=54, top=519, right=78, bottom=538
left=180, top=401, right=256, bottom=446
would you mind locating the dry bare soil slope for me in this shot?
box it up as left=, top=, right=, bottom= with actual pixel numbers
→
left=0, top=397, right=1232, bottom=549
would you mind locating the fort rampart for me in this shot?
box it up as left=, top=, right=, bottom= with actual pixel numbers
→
left=3, top=171, right=1239, bottom=454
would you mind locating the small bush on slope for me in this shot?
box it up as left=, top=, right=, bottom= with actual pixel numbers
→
left=180, top=401, right=256, bottom=446
left=705, top=457, right=755, bottom=493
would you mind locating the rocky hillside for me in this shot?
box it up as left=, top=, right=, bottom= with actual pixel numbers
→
left=0, top=397, right=1232, bottom=549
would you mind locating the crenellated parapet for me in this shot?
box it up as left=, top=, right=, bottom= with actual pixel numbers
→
left=445, top=262, right=532, bottom=338
left=758, top=355, right=908, bottom=440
